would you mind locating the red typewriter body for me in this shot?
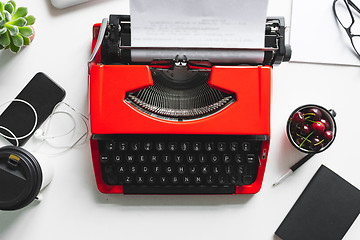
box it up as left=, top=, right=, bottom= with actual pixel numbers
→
left=89, top=16, right=290, bottom=195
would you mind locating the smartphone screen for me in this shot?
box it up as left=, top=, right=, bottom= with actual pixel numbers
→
left=0, top=72, right=66, bottom=146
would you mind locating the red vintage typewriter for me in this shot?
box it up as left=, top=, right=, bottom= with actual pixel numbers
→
left=88, top=15, right=291, bottom=194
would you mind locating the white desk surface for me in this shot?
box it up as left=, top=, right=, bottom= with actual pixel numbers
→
left=0, top=0, right=359, bottom=239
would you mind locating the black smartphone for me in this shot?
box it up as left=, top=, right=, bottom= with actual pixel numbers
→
left=0, top=72, right=66, bottom=146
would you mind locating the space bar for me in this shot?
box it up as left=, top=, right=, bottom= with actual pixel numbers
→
left=123, top=186, right=235, bottom=194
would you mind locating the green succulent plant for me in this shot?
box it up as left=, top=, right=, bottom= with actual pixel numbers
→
left=0, top=1, right=35, bottom=53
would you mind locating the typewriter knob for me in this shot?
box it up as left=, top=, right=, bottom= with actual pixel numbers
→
left=284, top=44, right=292, bottom=62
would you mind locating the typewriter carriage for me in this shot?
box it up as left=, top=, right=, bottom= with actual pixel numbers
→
left=90, top=15, right=290, bottom=122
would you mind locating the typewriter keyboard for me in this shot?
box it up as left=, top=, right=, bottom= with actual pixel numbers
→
left=95, top=134, right=264, bottom=194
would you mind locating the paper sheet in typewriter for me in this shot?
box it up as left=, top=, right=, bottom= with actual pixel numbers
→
left=130, top=0, right=269, bottom=64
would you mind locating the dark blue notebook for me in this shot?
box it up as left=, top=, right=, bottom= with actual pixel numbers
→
left=275, top=165, right=360, bottom=240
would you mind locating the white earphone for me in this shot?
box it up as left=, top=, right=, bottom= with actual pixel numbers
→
left=34, top=110, right=77, bottom=141
left=32, top=102, right=89, bottom=155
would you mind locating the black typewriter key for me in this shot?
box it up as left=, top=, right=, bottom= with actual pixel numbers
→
left=230, top=142, right=238, bottom=151
left=160, top=176, right=167, bottom=184
left=130, top=166, right=137, bottom=174
left=199, top=154, right=207, bottom=163
left=237, top=166, right=245, bottom=174
left=178, top=165, right=185, bottom=174
left=205, top=142, right=214, bottom=151
left=114, top=155, right=122, bottom=163
left=118, top=165, right=126, bottom=173
left=100, top=155, right=109, bottom=163
left=162, top=154, right=170, bottom=163
left=223, top=176, right=231, bottom=185
left=126, top=154, right=135, bottom=163
left=225, top=165, right=233, bottom=174
left=124, top=176, right=132, bottom=184
left=206, top=175, right=214, bottom=184
left=246, top=154, right=255, bottom=164
left=154, top=165, right=161, bottom=174
left=183, top=176, right=190, bottom=184
left=174, top=154, right=182, bottom=163
left=235, top=154, right=242, bottom=163
left=155, top=142, right=165, bottom=151
left=119, top=142, right=128, bottom=151
left=106, top=141, right=115, bottom=151
left=218, top=176, right=226, bottom=185
left=193, top=142, right=201, bottom=151
left=148, top=176, right=155, bottom=184
left=213, top=166, right=220, bottom=174
left=242, top=175, right=254, bottom=185
left=186, top=154, right=195, bottom=163
left=165, top=166, right=173, bottom=174
left=171, top=176, right=179, bottom=184
left=131, top=142, right=141, bottom=151
left=138, top=155, right=146, bottom=163
left=211, top=154, right=219, bottom=163
left=168, top=142, right=177, bottom=151
left=180, top=142, right=190, bottom=151
left=189, top=166, right=197, bottom=174
left=142, top=166, right=149, bottom=174
left=242, top=142, right=251, bottom=151
left=144, top=142, right=152, bottom=151
left=217, top=142, right=226, bottom=151
left=151, top=155, right=158, bottom=163
left=201, top=165, right=209, bottom=174
left=195, top=176, right=202, bottom=184
left=223, top=154, right=231, bottom=163
left=230, top=176, right=237, bottom=185
left=136, top=176, right=144, bottom=184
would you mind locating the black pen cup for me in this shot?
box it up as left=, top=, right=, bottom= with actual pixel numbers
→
left=286, top=104, right=337, bottom=154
